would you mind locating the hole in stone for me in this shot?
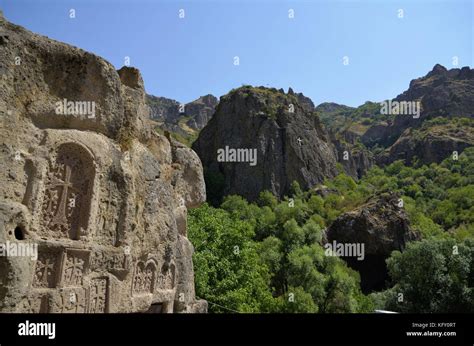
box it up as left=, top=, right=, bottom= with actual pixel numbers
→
left=146, top=303, right=163, bottom=313
left=14, top=226, right=25, bottom=240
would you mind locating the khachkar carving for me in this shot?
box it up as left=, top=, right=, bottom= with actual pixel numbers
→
left=132, top=260, right=157, bottom=295
left=96, top=180, right=121, bottom=246
left=88, top=277, right=109, bottom=313
left=90, top=250, right=130, bottom=274
left=51, top=288, right=87, bottom=313
left=20, top=293, right=49, bottom=313
left=158, top=262, right=176, bottom=290
left=33, top=252, right=61, bottom=288
left=41, top=143, right=94, bottom=240
left=59, top=249, right=90, bottom=287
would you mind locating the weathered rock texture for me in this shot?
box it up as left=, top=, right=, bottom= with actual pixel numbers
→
left=377, top=122, right=474, bottom=166
left=147, top=95, right=181, bottom=123
left=362, top=64, right=474, bottom=151
left=287, top=87, right=315, bottom=113
left=193, top=86, right=339, bottom=201
left=326, top=193, right=420, bottom=292
left=330, top=132, right=374, bottom=179
left=0, top=15, right=206, bottom=313
left=147, top=94, right=218, bottom=131
left=185, top=94, right=218, bottom=130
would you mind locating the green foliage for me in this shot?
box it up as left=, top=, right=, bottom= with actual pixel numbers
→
left=189, top=147, right=474, bottom=313
left=189, top=192, right=372, bottom=313
left=154, top=126, right=198, bottom=148
left=290, top=181, right=303, bottom=197
left=257, top=190, right=278, bottom=209
left=361, top=147, right=474, bottom=233
left=380, top=238, right=474, bottom=313
left=188, top=203, right=277, bottom=313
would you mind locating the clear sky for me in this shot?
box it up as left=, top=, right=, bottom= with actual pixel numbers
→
left=1, top=0, right=472, bottom=106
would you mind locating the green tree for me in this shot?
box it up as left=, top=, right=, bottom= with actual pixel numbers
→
left=188, top=203, right=277, bottom=312
left=382, top=238, right=474, bottom=313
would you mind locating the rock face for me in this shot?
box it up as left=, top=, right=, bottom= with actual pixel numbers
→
left=147, top=95, right=181, bottom=123
left=326, top=193, right=420, bottom=292
left=362, top=64, right=474, bottom=149
left=329, top=131, right=374, bottom=179
left=288, top=87, right=315, bottom=113
left=184, top=94, right=218, bottom=130
left=147, top=94, right=218, bottom=131
left=0, top=16, right=206, bottom=313
left=377, top=122, right=474, bottom=165
left=193, top=86, right=339, bottom=201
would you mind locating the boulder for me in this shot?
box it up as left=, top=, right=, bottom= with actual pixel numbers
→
left=326, top=193, right=420, bottom=292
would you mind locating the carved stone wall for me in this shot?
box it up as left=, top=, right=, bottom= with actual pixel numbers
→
left=0, top=14, right=207, bottom=313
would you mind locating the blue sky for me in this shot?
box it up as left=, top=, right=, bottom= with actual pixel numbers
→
left=1, top=0, right=472, bottom=106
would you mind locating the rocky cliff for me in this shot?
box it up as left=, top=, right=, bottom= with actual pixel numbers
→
left=287, top=87, right=315, bottom=113
left=0, top=14, right=206, bottom=313
left=316, top=64, right=474, bottom=167
left=362, top=64, right=474, bottom=154
left=192, top=86, right=339, bottom=201
left=377, top=117, right=474, bottom=165
left=326, top=193, right=420, bottom=292
left=147, top=93, right=218, bottom=130
left=184, top=94, right=218, bottom=130
left=147, top=95, right=181, bottom=122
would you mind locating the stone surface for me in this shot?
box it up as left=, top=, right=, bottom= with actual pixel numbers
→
left=184, top=94, right=218, bottom=130
left=147, top=93, right=218, bottom=131
left=326, top=193, right=420, bottom=292
left=330, top=132, right=374, bottom=179
left=147, top=95, right=181, bottom=123
left=0, top=17, right=206, bottom=313
left=362, top=64, right=474, bottom=149
left=288, top=87, right=315, bottom=113
left=377, top=124, right=474, bottom=166
left=193, top=86, right=339, bottom=201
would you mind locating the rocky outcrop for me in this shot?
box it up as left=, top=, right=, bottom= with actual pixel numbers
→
left=147, top=95, right=181, bottom=123
left=288, top=87, right=315, bottom=113
left=147, top=93, right=218, bottom=131
left=184, top=94, right=218, bottom=130
left=193, top=86, right=339, bottom=202
left=315, top=102, right=354, bottom=115
left=398, top=64, right=474, bottom=118
left=315, top=102, right=355, bottom=131
left=0, top=15, right=206, bottom=313
left=362, top=64, right=474, bottom=149
left=326, top=193, right=420, bottom=292
left=329, top=131, right=374, bottom=179
left=377, top=122, right=474, bottom=165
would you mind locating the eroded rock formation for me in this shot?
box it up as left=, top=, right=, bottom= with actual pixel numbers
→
left=193, top=86, right=339, bottom=201
left=362, top=64, right=474, bottom=151
left=326, top=193, right=420, bottom=292
left=0, top=15, right=206, bottom=313
left=147, top=93, right=218, bottom=131
left=192, top=86, right=375, bottom=202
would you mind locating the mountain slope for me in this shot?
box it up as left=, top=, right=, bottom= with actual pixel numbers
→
left=193, top=86, right=339, bottom=202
